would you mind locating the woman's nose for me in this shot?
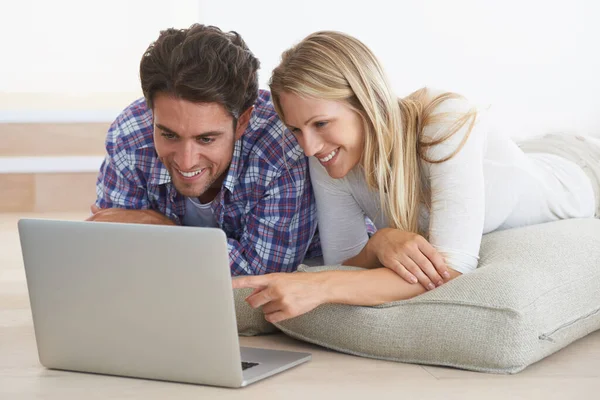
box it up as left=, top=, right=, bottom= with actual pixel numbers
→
left=299, top=130, right=322, bottom=157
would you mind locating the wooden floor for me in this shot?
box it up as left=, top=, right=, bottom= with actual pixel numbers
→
left=1, top=212, right=599, bottom=399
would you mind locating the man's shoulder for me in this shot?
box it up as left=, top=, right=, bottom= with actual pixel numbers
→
left=242, top=90, right=306, bottom=170
left=106, top=98, right=155, bottom=155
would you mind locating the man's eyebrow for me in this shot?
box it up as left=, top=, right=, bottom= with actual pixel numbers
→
left=155, top=124, right=226, bottom=137
left=194, top=131, right=226, bottom=138
left=155, top=123, right=179, bottom=136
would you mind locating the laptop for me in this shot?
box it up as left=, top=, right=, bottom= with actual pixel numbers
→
left=18, top=218, right=311, bottom=388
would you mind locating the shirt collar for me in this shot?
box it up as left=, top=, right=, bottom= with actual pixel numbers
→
left=222, top=138, right=243, bottom=193
left=148, top=156, right=172, bottom=186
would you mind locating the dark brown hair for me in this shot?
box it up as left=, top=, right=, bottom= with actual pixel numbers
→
left=140, top=24, right=260, bottom=120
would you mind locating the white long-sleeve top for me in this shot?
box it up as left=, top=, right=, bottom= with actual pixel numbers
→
left=310, top=95, right=596, bottom=274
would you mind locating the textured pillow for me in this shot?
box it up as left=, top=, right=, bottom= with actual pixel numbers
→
left=271, top=218, right=600, bottom=374
left=234, top=288, right=279, bottom=336
left=233, top=257, right=326, bottom=336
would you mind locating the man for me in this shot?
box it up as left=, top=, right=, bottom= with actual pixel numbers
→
left=89, top=24, right=320, bottom=275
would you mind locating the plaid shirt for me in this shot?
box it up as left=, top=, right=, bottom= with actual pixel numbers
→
left=95, top=90, right=321, bottom=275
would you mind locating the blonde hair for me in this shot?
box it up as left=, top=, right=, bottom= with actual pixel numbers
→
left=270, top=31, right=477, bottom=234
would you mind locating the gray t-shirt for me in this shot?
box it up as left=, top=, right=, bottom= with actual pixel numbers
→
left=182, top=197, right=218, bottom=228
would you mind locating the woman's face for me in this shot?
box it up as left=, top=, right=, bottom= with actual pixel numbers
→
left=279, top=91, right=365, bottom=179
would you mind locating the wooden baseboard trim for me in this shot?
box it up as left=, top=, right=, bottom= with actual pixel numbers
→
left=0, top=156, right=105, bottom=174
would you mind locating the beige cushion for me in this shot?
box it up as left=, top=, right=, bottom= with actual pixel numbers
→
left=233, top=257, right=325, bottom=336
left=234, top=288, right=279, bottom=336
left=267, top=218, right=600, bottom=373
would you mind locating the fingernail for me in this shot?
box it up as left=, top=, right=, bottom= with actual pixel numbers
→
left=411, top=277, right=418, bottom=284
left=437, top=281, right=443, bottom=287
left=427, top=283, right=435, bottom=291
left=443, top=271, right=450, bottom=279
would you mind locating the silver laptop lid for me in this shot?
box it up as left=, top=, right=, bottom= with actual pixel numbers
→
left=18, top=219, right=244, bottom=387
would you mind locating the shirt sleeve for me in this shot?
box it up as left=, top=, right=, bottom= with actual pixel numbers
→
left=227, top=155, right=319, bottom=276
left=422, top=97, right=487, bottom=274
left=94, top=118, right=150, bottom=210
left=308, top=157, right=369, bottom=266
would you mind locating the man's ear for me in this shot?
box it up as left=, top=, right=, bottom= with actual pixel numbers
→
left=234, top=106, right=254, bottom=141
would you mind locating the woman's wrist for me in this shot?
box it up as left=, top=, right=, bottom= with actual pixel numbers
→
left=365, top=230, right=386, bottom=267
left=317, top=271, right=347, bottom=304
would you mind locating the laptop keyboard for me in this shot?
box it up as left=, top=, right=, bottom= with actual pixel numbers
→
left=242, top=361, right=259, bottom=370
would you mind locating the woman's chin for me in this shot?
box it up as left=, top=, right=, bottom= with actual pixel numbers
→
left=325, top=165, right=350, bottom=180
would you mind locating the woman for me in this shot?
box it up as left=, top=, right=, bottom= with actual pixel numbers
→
left=233, top=31, right=600, bottom=323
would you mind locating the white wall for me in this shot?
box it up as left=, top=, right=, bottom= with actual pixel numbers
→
left=1, top=0, right=599, bottom=140
left=0, top=0, right=200, bottom=121
left=200, top=0, right=600, bottom=139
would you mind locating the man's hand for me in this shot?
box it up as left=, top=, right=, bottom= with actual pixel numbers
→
left=232, top=273, right=328, bottom=323
left=368, top=228, right=450, bottom=291
left=87, top=205, right=176, bottom=225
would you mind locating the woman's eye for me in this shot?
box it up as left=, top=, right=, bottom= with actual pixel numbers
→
left=315, top=121, right=328, bottom=128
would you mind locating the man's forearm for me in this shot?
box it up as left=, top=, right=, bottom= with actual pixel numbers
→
left=86, top=208, right=176, bottom=225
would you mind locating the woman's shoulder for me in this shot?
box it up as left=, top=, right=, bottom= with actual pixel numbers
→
left=413, top=88, right=486, bottom=162
left=408, top=87, right=474, bottom=115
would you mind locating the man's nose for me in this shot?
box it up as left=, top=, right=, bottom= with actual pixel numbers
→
left=178, top=140, right=197, bottom=170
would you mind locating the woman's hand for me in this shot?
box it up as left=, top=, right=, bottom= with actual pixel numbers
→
left=232, top=273, right=328, bottom=323
left=368, top=228, right=450, bottom=290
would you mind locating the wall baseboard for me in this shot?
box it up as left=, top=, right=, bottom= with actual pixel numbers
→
left=0, top=156, right=104, bottom=174
left=0, top=110, right=121, bottom=123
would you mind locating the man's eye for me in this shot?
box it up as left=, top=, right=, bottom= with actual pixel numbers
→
left=198, top=137, right=214, bottom=144
left=290, top=127, right=301, bottom=134
left=161, top=132, right=177, bottom=140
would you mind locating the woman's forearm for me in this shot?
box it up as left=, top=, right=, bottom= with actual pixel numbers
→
left=342, top=238, right=381, bottom=269
left=319, top=267, right=462, bottom=306
left=320, top=268, right=427, bottom=306
left=341, top=228, right=405, bottom=269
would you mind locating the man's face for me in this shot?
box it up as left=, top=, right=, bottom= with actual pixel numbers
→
left=152, top=93, right=248, bottom=199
